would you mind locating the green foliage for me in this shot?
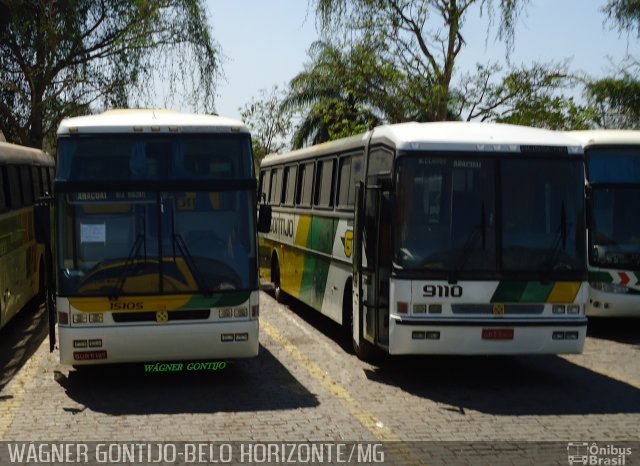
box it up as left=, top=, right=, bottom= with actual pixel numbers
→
left=239, top=86, right=293, bottom=170
left=283, top=40, right=401, bottom=148
left=603, top=0, right=640, bottom=34
left=0, top=0, right=219, bottom=148
left=310, top=0, right=530, bottom=121
left=585, top=76, right=640, bottom=128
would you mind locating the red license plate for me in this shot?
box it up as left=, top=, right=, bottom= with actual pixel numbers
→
left=73, top=350, right=107, bottom=360
left=482, top=328, right=514, bottom=340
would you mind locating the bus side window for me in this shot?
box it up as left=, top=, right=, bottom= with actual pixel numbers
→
left=349, top=154, right=363, bottom=206
left=269, top=167, right=283, bottom=205
left=259, top=169, right=270, bottom=202
left=283, top=165, right=297, bottom=206
left=32, top=166, right=42, bottom=199
left=6, top=165, right=23, bottom=209
left=314, top=158, right=335, bottom=208
left=0, top=166, right=7, bottom=212
left=337, top=156, right=351, bottom=208
left=20, top=165, right=34, bottom=205
left=297, top=162, right=314, bottom=207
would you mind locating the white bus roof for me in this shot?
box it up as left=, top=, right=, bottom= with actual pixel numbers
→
left=262, top=121, right=582, bottom=166
left=57, top=109, right=250, bottom=135
left=0, top=141, right=54, bottom=166
left=567, top=130, right=640, bottom=147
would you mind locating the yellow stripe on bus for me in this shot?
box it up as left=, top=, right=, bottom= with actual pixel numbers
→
left=547, top=281, right=581, bottom=303
left=69, top=294, right=192, bottom=312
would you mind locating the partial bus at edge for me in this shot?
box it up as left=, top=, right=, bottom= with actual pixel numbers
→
left=259, top=122, right=588, bottom=360
left=0, top=141, right=54, bottom=332
left=570, top=130, right=640, bottom=318
left=38, top=109, right=270, bottom=365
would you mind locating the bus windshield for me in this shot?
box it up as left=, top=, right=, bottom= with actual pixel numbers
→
left=58, top=190, right=256, bottom=296
left=57, top=134, right=253, bottom=180
left=393, top=154, right=585, bottom=276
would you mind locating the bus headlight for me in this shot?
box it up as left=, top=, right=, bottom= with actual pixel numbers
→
left=567, top=304, right=580, bottom=314
left=72, top=313, right=88, bottom=324
left=89, top=313, right=104, bottom=323
left=591, top=282, right=629, bottom=294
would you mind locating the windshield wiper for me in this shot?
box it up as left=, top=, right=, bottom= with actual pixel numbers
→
left=448, top=202, right=486, bottom=284
left=173, top=233, right=212, bottom=295
left=110, top=233, right=146, bottom=299
left=540, top=201, right=568, bottom=280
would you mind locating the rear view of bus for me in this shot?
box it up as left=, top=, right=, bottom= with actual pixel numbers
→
left=53, top=110, right=262, bottom=365
left=571, top=130, right=640, bottom=317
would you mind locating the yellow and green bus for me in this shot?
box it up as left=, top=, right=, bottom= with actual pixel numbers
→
left=259, top=122, right=588, bottom=360
left=38, top=109, right=270, bottom=365
left=0, top=141, right=54, bottom=331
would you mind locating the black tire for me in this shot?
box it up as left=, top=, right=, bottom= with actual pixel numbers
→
left=271, top=256, right=285, bottom=303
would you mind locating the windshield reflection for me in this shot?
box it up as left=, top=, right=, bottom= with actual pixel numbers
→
left=58, top=191, right=256, bottom=296
left=394, top=154, right=585, bottom=276
left=590, top=187, right=640, bottom=269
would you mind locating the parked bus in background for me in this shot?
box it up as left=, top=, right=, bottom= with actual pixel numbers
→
left=0, top=141, right=54, bottom=331
left=569, top=130, right=640, bottom=317
left=37, top=109, right=270, bottom=365
left=259, top=122, right=588, bottom=360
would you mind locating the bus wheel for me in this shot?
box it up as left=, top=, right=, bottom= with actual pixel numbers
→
left=271, top=256, right=285, bottom=303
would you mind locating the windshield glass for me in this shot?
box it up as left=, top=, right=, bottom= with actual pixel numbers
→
left=57, top=190, right=256, bottom=296
left=394, top=156, right=496, bottom=271
left=590, top=186, right=640, bottom=269
left=501, top=158, right=585, bottom=272
left=394, top=154, right=585, bottom=275
left=57, top=134, right=253, bottom=180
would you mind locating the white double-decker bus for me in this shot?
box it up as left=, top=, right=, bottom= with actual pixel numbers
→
left=37, top=109, right=270, bottom=365
left=259, top=122, right=588, bottom=360
left=570, top=130, right=640, bottom=317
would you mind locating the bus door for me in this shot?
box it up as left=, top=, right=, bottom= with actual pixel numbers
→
left=353, top=180, right=391, bottom=349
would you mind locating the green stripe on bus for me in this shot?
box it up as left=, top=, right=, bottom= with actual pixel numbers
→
left=588, top=271, right=614, bottom=283
left=491, top=281, right=554, bottom=302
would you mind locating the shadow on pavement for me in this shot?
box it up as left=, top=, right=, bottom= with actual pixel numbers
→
left=364, top=353, right=640, bottom=416
left=587, top=317, right=640, bottom=346
left=0, top=298, right=48, bottom=392
left=55, top=344, right=318, bottom=415
left=274, top=292, right=640, bottom=417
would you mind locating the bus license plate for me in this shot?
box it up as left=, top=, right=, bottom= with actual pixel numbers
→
left=482, top=329, right=514, bottom=340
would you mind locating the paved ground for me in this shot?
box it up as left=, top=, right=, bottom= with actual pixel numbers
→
left=0, top=292, right=639, bottom=464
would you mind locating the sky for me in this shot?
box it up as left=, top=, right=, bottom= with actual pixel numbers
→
left=204, top=0, right=639, bottom=121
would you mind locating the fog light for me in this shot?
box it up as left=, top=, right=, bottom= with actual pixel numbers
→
left=221, top=334, right=234, bottom=342
left=567, top=304, right=580, bottom=314
left=88, top=339, right=102, bottom=347
left=565, top=331, right=579, bottom=340
left=552, top=331, right=565, bottom=340
left=73, top=314, right=88, bottom=324
left=89, top=313, right=103, bottom=323
left=73, top=340, right=88, bottom=348
left=234, top=308, right=248, bottom=318
left=412, top=331, right=425, bottom=340
left=413, top=304, right=427, bottom=314
left=552, top=304, right=566, bottom=314
left=425, top=331, right=440, bottom=340
left=235, top=333, right=249, bottom=341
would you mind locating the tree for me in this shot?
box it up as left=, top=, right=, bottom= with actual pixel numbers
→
left=454, top=61, right=599, bottom=129
left=0, top=0, right=219, bottom=149
left=239, top=86, right=293, bottom=170
left=585, top=76, right=640, bottom=128
left=311, top=0, right=529, bottom=121
left=283, top=39, right=409, bottom=148
left=603, top=0, right=640, bottom=35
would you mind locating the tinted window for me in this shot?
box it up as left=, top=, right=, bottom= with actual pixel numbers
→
left=315, top=159, right=335, bottom=208
left=260, top=169, right=270, bottom=202
left=269, top=168, right=283, bottom=204
left=283, top=165, right=297, bottom=206
left=6, top=165, right=22, bottom=208
left=297, top=162, right=314, bottom=207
